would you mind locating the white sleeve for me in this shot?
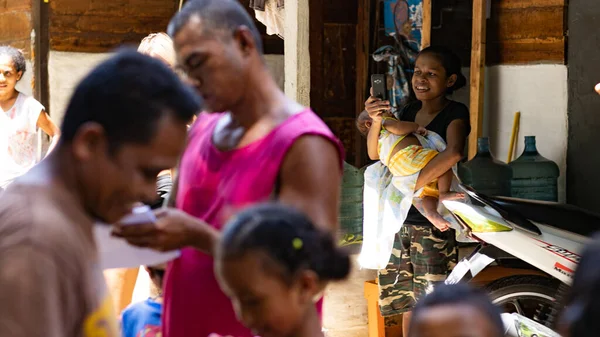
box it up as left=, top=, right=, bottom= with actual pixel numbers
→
left=24, top=96, right=45, bottom=130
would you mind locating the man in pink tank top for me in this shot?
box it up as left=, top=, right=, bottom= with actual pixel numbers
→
left=113, top=1, right=344, bottom=336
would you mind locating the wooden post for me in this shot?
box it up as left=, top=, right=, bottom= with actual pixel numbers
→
left=32, top=0, right=50, bottom=158
left=365, top=280, right=385, bottom=337
left=468, top=0, right=487, bottom=160
left=31, top=0, right=49, bottom=109
left=355, top=0, right=371, bottom=167
left=421, top=0, right=432, bottom=49
left=285, top=0, right=311, bottom=106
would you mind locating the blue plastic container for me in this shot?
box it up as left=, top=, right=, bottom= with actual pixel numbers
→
left=509, top=136, right=560, bottom=202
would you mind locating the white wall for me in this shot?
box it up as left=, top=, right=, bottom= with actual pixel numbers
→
left=265, top=54, right=285, bottom=90
left=452, top=65, right=568, bottom=202
left=284, top=0, right=310, bottom=106
left=49, top=51, right=112, bottom=125
left=48, top=51, right=285, bottom=125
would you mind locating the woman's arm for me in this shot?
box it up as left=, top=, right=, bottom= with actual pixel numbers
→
left=414, top=119, right=467, bottom=190
left=367, top=118, right=382, bottom=160
left=36, top=111, right=61, bottom=153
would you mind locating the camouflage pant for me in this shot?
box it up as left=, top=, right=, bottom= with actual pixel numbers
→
left=378, top=225, right=458, bottom=316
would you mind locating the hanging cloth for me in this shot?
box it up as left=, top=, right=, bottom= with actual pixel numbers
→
left=249, top=0, right=284, bottom=11
left=253, top=0, right=285, bottom=39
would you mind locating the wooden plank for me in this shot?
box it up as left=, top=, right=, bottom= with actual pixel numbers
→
left=49, top=0, right=177, bottom=52
left=494, top=0, right=564, bottom=10
left=325, top=118, right=359, bottom=165
left=421, top=0, right=432, bottom=49
left=0, top=11, right=33, bottom=41
left=490, top=7, right=564, bottom=41
left=324, top=0, right=358, bottom=24
left=487, top=39, right=565, bottom=65
left=355, top=0, right=370, bottom=167
left=310, top=0, right=359, bottom=164
left=309, top=0, right=325, bottom=112
left=486, top=2, right=566, bottom=64
left=50, top=0, right=175, bottom=17
left=4, top=0, right=32, bottom=11
left=431, top=0, right=566, bottom=66
left=323, top=24, right=356, bottom=100
left=468, top=0, right=487, bottom=160
left=364, top=281, right=385, bottom=337
left=51, top=14, right=172, bottom=34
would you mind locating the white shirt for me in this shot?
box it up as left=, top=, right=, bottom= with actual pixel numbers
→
left=0, top=92, right=44, bottom=188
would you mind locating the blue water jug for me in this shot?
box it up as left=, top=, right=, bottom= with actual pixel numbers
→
left=459, top=137, right=512, bottom=197
left=509, top=136, right=560, bottom=202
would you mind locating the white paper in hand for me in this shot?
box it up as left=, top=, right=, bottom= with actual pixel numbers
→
left=120, top=205, right=157, bottom=226
left=95, top=206, right=180, bottom=270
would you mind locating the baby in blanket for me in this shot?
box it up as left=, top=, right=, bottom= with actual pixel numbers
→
left=357, top=109, right=464, bottom=231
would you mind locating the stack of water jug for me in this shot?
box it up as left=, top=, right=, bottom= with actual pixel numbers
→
left=459, top=136, right=560, bottom=202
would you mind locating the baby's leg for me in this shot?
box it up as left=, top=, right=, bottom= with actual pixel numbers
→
left=420, top=196, right=451, bottom=232
left=437, top=169, right=465, bottom=201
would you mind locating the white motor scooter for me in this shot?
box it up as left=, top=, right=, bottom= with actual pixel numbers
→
left=442, top=185, right=599, bottom=336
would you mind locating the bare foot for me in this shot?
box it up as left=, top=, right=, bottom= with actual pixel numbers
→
left=425, top=212, right=451, bottom=232
left=439, top=192, right=465, bottom=202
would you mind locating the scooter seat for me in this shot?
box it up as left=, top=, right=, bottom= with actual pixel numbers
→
left=490, top=196, right=600, bottom=238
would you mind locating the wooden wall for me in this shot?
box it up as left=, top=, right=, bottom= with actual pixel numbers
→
left=432, top=0, right=567, bottom=65
left=47, top=0, right=283, bottom=54
left=0, top=0, right=32, bottom=55
left=49, top=0, right=177, bottom=52
left=487, top=0, right=566, bottom=64
left=310, top=0, right=361, bottom=165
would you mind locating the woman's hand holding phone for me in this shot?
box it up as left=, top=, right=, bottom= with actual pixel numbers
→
left=365, top=87, right=391, bottom=117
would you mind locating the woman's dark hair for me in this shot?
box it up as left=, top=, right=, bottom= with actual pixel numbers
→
left=418, top=46, right=466, bottom=95
left=218, top=203, right=351, bottom=284
left=559, top=234, right=600, bottom=336
left=0, top=45, right=26, bottom=78
left=411, top=283, right=504, bottom=337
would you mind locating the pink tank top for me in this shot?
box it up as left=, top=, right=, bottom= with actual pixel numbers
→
left=163, top=109, right=344, bottom=337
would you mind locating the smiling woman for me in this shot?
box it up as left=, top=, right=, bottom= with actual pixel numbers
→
left=0, top=45, right=61, bottom=190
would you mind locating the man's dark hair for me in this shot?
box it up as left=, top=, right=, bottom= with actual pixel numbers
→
left=60, top=49, right=201, bottom=150
left=167, top=0, right=264, bottom=55
left=411, top=284, right=504, bottom=337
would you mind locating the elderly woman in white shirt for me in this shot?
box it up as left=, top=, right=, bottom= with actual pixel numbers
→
left=0, top=45, right=60, bottom=190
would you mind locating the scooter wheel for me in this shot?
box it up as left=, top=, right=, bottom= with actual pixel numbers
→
left=486, top=275, right=562, bottom=327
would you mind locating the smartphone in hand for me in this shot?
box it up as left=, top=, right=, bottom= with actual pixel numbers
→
left=371, top=74, right=387, bottom=100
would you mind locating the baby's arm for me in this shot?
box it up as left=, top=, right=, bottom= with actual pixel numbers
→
left=382, top=118, right=421, bottom=136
